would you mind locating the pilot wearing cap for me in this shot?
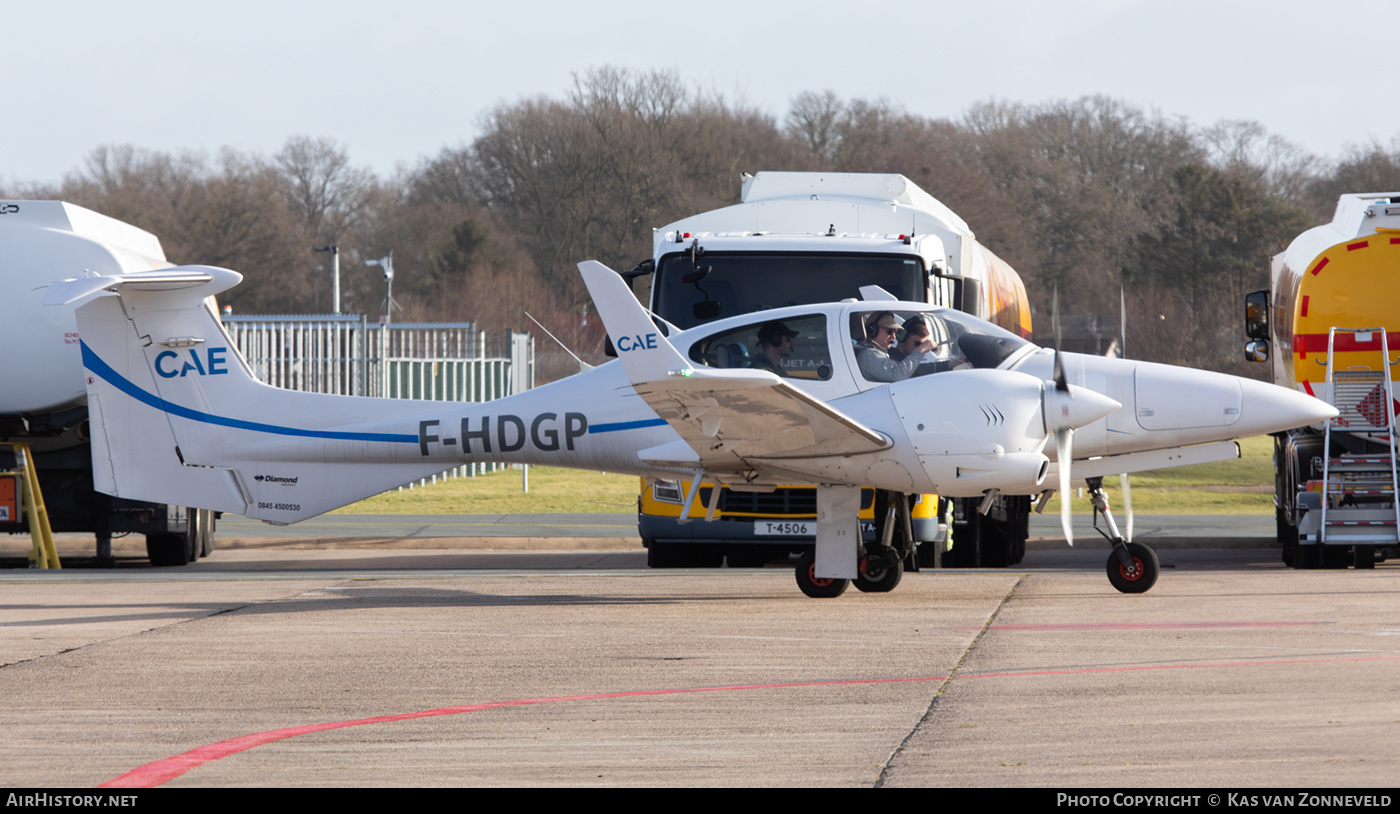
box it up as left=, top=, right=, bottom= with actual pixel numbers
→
left=857, top=311, right=932, bottom=382
left=753, top=320, right=798, bottom=376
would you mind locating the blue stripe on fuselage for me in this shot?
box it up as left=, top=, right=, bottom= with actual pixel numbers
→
left=587, top=418, right=667, bottom=433
left=81, top=341, right=417, bottom=444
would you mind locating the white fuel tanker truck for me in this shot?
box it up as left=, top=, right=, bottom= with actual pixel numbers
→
left=1246, top=192, right=1400, bottom=569
left=1, top=200, right=213, bottom=565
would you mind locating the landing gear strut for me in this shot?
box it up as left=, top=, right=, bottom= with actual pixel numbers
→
left=856, top=490, right=916, bottom=592
left=1085, top=477, right=1159, bottom=594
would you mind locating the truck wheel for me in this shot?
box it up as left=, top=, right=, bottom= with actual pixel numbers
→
left=943, top=515, right=981, bottom=567
left=795, top=549, right=848, bottom=598
left=646, top=541, right=723, bottom=568
left=200, top=509, right=215, bottom=557
left=726, top=548, right=770, bottom=568
left=186, top=509, right=203, bottom=562
left=1009, top=495, right=1029, bottom=565
left=646, top=540, right=678, bottom=567
left=1320, top=546, right=1351, bottom=569
left=1278, top=508, right=1295, bottom=567
left=146, top=533, right=190, bottom=567
left=979, top=515, right=1013, bottom=568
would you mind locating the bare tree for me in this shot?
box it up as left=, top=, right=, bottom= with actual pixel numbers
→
left=273, top=136, right=372, bottom=244
left=1202, top=120, right=1319, bottom=201
left=786, top=90, right=845, bottom=161
left=1305, top=137, right=1400, bottom=220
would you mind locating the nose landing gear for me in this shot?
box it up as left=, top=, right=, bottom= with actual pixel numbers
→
left=1086, top=477, right=1160, bottom=594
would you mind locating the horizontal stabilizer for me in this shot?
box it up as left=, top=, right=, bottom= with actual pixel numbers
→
left=44, top=266, right=241, bottom=305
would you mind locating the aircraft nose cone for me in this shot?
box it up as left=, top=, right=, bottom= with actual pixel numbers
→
left=1044, top=383, right=1121, bottom=434
left=1235, top=379, right=1338, bottom=435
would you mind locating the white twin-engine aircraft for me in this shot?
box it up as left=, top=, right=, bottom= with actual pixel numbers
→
left=48, top=261, right=1334, bottom=597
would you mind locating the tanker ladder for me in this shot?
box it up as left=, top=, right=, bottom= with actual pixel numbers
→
left=1301, top=327, right=1400, bottom=568
left=1, top=442, right=61, bottom=569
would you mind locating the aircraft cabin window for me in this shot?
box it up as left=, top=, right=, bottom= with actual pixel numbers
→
left=688, top=314, right=832, bottom=381
left=852, top=308, right=1032, bottom=383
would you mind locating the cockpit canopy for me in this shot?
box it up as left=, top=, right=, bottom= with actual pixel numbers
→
left=681, top=302, right=1034, bottom=390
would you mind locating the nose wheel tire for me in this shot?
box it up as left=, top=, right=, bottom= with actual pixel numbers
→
left=1106, top=542, right=1159, bottom=594
left=795, top=549, right=850, bottom=598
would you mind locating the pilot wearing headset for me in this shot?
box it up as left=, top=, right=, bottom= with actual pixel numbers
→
left=856, top=311, right=933, bottom=382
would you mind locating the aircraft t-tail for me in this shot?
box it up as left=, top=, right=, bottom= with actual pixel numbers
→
left=47, top=261, right=1336, bottom=596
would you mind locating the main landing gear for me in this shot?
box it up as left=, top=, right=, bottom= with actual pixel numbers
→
left=794, top=545, right=906, bottom=598
left=1084, top=477, right=1159, bottom=594
left=794, top=489, right=913, bottom=598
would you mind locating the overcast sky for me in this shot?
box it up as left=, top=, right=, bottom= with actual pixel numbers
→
left=5, top=0, right=1397, bottom=188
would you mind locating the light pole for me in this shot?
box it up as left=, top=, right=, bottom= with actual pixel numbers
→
left=313, top=245, right=339, bottom=314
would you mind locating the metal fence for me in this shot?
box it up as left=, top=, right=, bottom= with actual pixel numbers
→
left=222, top=314, right=534, bottom=483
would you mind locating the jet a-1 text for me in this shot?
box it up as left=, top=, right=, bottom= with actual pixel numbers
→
left=47, top=261, right=1334, bottom=597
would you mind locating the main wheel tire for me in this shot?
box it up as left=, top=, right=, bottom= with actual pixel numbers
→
left=854, top=552, right=903, bottom=593
left=795, top=549, right=849, bottom=598
left=1106, top=542, right=1159, bottom=594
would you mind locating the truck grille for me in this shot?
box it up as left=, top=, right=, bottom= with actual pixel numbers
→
left=697, top=487, right=874, bottom=516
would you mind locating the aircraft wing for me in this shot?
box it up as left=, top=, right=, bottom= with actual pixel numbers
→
left=578, top=260, right=889, bottom=472
left=631, top=368, right=889, bottom=470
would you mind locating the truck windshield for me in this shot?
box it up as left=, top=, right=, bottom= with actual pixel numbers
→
left=654, top=252, right=924, bottom=330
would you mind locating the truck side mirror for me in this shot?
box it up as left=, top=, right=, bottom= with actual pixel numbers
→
left=1245, top=290, right=1269, bottom=340
left=1245, top=340, right=1269, bottom=363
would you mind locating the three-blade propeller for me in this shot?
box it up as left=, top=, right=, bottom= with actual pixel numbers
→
left=1047, top=288, right=1076, bottom=545
left=1046, top=287, right=1134, bottom=545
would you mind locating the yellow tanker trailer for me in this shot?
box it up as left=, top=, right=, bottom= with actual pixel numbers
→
left=1246, top=192, right=1400, bottom=568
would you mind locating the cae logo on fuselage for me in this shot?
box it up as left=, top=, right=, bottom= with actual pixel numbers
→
left=155, top=347, right=229, bottom=378
left=615, top=333, right=658, bottom=352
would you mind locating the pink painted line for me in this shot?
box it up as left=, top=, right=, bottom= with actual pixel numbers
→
left=977, top=621, right=1326, bottom=631
left=98, top=676, right=940, bottom=788
left=100, top=654, right=1400, bottom=788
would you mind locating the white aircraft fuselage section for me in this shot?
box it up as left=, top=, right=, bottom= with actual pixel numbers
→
left=57, top=264, right=1334, bottom=528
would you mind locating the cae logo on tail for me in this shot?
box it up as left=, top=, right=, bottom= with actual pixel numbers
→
left=155, top=347, right=230, bottom=379
left=616, top=333, right=658, bottom=352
